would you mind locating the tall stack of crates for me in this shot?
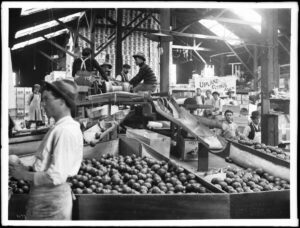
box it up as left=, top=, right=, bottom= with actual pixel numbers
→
left=72, top=9, right=160, bottom=82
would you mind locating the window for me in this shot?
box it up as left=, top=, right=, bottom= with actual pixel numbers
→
left=11, top=29, right=69, bottom=50
left=15, top=12, right=84, bottom=39
left=230, top=9, right=261, bottom=33
left=199, top=19, right=242, bottom=46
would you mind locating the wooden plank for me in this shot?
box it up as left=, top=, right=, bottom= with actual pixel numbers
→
left=229, top=141, right=289, bottom=181
left=76, top=194, right=230, bottom=220
left=9, top=134, right=45, bottom=144
left=160, top=8, right=171, bottom=93
left=172, top=45, right=212, bottom=51
left=230, top=190, right=290, bottom=218
left=115, top=9, right=123, bottom=76
left=228, top=140, right=290, bottom=168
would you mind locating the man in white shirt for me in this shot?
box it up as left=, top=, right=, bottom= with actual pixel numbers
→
left=221, top=110, right=244, bottom=139
left=193, top=87, right=205, bottom=116
left=224, top=89, right=238, bottom=106
left=204, top=89, right=214, bottom=106
left=10, top=79, right=83, bottom=220
left=212, top=91, right=223, bottom=115
left=116, top=64, right=131, bottom=82
left=243, top=111, right=261, bottom=143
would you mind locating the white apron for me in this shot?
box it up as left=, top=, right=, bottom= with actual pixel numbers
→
left=29, top=94, right=42, bottom=121
left=253, top=131, right=261, bottom=143
left=26, top=183, right=73, bottom=220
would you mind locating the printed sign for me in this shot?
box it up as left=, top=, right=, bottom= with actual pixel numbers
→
left=195, top=76, right=237, bottom=95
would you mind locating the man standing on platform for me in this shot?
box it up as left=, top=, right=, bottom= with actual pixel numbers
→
left=129, top=52, right=157, bottom=93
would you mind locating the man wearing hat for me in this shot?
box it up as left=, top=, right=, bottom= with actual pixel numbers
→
left=101, top=62, right=113, bottom=80
left=10, top=79, right=83, bottom=220
left=129, top=52, right=157, bottom=93
left=243, top=110, right=261, bottom=143
left=28, top=84, right=42, bottom=126
left=224, top=89, right=238, bottom=106
left=116, top=64, right=131, bottom=82
left=72, top=47, right=108, bottom=83
left=212, top=91, right=223, bottom=115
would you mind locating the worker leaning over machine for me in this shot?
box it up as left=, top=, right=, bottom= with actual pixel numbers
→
left=129, top=52, right=157, bottom=93
left=72, top=47, right=109, bottom=84
left=10, top=79, right=83, bottom=220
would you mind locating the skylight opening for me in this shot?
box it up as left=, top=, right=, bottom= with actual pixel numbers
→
left=230, top=9, right=262, bottom=33
left=199, top=19, right=243, bottom=46
left=11, top=29, right=69, bottom=50
left=15, top=12, right=84, bottom=39
left=21, top=8, right=49, bottom=16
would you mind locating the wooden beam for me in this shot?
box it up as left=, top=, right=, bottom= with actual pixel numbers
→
left=18, top=9, right=86, bottom=30
left=42, top=35, right=77, bottom=58
left=194, top=50, right=207, bottom=64
left=243, top=44, right=254, bottom=59
left=121, top=13, right=152, bottom=41
left=38, top=50, right=59, bottom=65
left=278, top=39, right=290, bottom=55
left=204, top=16, right=260, bottom=26
left=172, top=45, right=212, bottom=52
left=55, top=19, right=92, bottom=45
left=95, top=12, right=144, bottom=51
left=253, top=45, right=258, bottom=90
left=151, top=15, right=160, bottom=25
left=95, top=13, right=151, bottom=58
left=170, top=31, right=242, bottom=42
left=224, top=41, right=254, bottom=78
left=115, top=9, right=123, bottom=76
left=261, top=9, right=279, bottom=146
left=210, top=52, right=233, bottom=58
left=160, top=9, right=171, bottom=93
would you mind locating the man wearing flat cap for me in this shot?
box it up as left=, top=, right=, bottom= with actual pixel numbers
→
left=10, top=79, right=83, bottom=220
left=243, top=110, right=261, bottom=143
left=101, top=62, right=113, bottom=80
left=129, top=52, right=157, bottom=93
left=72, top=47, right=108, bottom=84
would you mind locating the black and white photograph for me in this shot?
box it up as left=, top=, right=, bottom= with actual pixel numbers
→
left=1, top=1, right=298, bottom=226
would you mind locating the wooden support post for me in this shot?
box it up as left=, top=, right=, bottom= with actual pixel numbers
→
left=160, top=9, right=171, bottom=93
left=197, top=143, right=209, bottom=172
left=220, top=54, right=225, bottom=76
left=253, top=45, right=258, bottom=90
left=261, top=9, right=279, bottom=145
left=115, top=9, right=123, bottom=76
left=89, top=10, right=96, bottom=59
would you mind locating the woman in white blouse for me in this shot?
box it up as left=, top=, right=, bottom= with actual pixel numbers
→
left=10, top=79, right=83, bottom=220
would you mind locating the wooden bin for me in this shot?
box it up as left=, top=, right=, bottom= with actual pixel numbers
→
left=9, top=136, right=290, bottom=220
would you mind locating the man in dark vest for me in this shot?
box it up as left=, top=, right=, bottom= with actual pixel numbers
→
left=243, top=111, right=261, bottom=143
left=129, top=52, right=157, bottom=93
